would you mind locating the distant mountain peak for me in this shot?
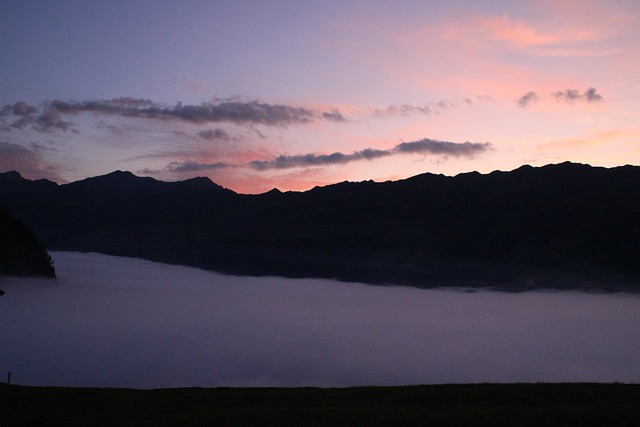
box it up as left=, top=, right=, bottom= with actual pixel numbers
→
left=181, top=176, right=215, bottom=186
left=0, top=170, right=24, bottom=180
left=106, top=170, right=136, bottom=177
left=176, top=176, right=234, bottom=194
left=0, top=171, right=58, bottom=188
left=79, top=170, right=141, bottom=182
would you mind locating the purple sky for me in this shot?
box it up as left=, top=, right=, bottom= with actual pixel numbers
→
left=2, top=0, right=639, bottom=193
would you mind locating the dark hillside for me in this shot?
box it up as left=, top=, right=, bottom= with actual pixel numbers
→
left=0, top=205, right=55, bottom=277
left=1, top=162, right=638, bottom=290
left=3, top=383, right=640, bottom=427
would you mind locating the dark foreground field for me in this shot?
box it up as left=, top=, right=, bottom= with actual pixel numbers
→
left=2, top=383, right=639, bottom=426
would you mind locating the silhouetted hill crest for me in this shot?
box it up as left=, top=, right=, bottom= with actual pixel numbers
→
left=0, top=170, right=58, bottom=188
left=1, top=162, right=639, bottom=291
left=0, top=170, right=24, bottom=181
left=169, top=176, right=234, bottom=194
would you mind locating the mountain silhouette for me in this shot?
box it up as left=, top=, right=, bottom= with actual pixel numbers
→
left=1, top=162, right=639, bottom=291
left=0, top=204, right=55, bottom=278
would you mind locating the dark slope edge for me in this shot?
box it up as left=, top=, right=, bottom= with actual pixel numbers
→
left=0, top=203, right=55, bottom=278
left=0, top=162, right=638, bottom=291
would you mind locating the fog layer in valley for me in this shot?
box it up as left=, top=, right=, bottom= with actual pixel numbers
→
left=1, top=252, right=639, bottom=389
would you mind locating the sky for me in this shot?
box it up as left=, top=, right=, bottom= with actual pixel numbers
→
left=1, top=0, right=640, bottom=194
left=2, top=251, right=639, bottom=388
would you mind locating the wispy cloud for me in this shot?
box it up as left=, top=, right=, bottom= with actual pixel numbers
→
left=394, top=139, right=490, bottom=156
left=369, top=98, right=475, bottom=119
left=165, top=138, right=491, bottom=173
left=517, top=91, right=539, bottom=108
left=6, top=101, right=37, bottom=116
left=50, top=98, right=323, bottom=126
left=450, top=14, right=615, bottom=57
left=465, top=15, right=559, bottom=48
left=197, top=128, right=232, bottom=141
left=1, top=101, right=73, bottom=132
left=372, top=103, right=435, bottom=118
left=489, top=15, right=607, bottom=50
left=553, top=87, right=603, bottom=103
left=321, top=109, right=348, bottom=122
left=1, top=98, right=349, bottom=133
left=1, top=95, right=498, bottom=136
left=163, top=161, right=235, bottom=173
left=249, top=148, right=392, bottom=171
left=516, top=87, right=603, bottom=107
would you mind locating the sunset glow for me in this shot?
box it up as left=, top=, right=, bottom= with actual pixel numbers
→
left=2, top=0, right=639, bottom=193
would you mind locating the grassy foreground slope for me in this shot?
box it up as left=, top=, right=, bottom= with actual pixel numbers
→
left=2, top=383, right=639, bottom=426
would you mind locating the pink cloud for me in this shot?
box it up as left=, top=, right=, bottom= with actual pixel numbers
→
left=381, top=3, right=638, bottom=100
left=470, top=15, right=604, bottom=49
left=443, top=15, right=556, bottom=47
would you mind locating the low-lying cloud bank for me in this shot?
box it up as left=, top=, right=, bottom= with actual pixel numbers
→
left=1, top=252, right=638, bottom=388
left=166, top=138, right=491, bottom=173
left=249, top=138, right=490, bottom=170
